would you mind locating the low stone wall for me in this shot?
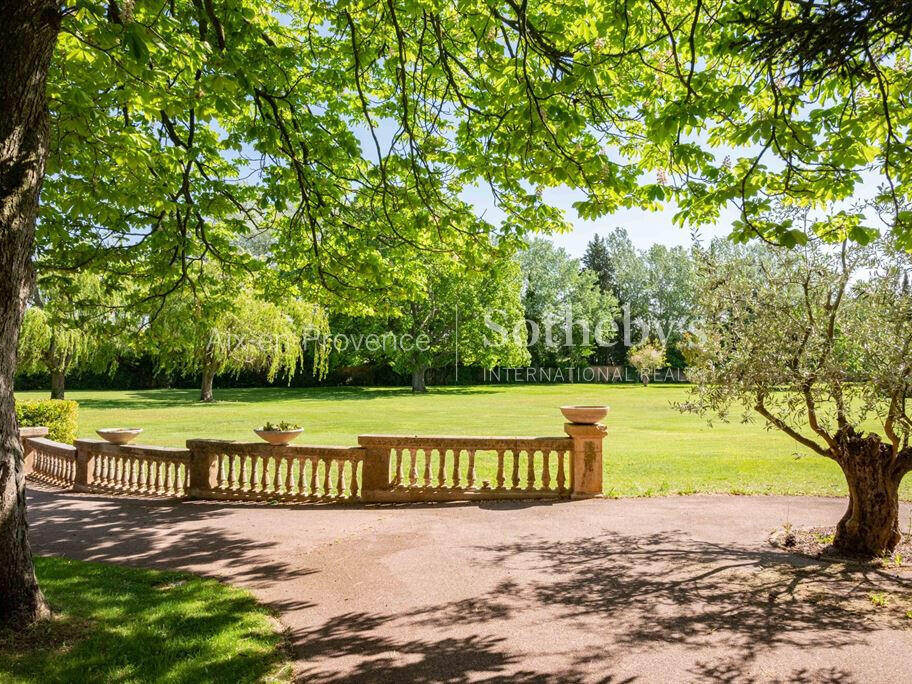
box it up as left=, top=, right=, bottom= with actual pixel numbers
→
left=21, top=415, right=606, bottom=503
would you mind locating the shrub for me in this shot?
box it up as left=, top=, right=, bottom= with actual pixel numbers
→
left=16, top=399, right=78, bottom=444
left=628, top=341, right=667, bottom=386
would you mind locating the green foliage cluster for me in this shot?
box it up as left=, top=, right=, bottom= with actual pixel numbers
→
left=328, top=246, right=529, bottom=390
left=43, top=0, right=912, bottom=333
left=558, top=229, right=699, bottom=366
left=148, top=273, right=328, bottom=386
left=260, top=421, right=301, bottom=432
left=15, top=400, right=78, bottom=444
left=628, top=342, right=667, bottom=386
left=17, top=272, right=124, bottom=398
left=519, top=238, right=618, bottom=367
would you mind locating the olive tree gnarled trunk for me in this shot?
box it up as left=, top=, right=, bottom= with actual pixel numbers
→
left=832, top=427, right=910, bottom=557
left=0, top=0, right=61, bottom=629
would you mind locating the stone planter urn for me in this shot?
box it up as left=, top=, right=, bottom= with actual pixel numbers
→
left=559, top=405, right=609, bottom=424
left=96, top=428, right=143, bottom=444
left=254, top=427, right=304, bottom=445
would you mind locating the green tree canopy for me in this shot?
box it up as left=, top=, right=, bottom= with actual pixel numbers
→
left=148, top=268, right=327, bottom=401
left=17, top=272, right=122, bottom=399
left=368, top=248, right=529, bottom=392
left=518, top=238, right=619, bottom=366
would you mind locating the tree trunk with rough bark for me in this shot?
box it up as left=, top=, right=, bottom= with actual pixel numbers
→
left=832, top=428, right=909, bottom=557
left=50, top=370, right=64, bottom=399
left=411, top=365, right=427, bottom=393
left=0, top=0, right=60, bottom=630
left=200, top=366, right=215, bottom=402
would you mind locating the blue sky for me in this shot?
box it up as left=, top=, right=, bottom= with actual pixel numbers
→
left=461, top=182, right=737, bottom=257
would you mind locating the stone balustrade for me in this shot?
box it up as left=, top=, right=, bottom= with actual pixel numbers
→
left=359, top=435, right=575, bottom=501
left=21, top=411, right=606, bottom=503
left=74, top=440, right=191, bottom=497
left=185, top=440, right=364, bottom=502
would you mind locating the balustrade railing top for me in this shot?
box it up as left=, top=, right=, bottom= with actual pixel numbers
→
left=21, top=410, right=606, bottom=503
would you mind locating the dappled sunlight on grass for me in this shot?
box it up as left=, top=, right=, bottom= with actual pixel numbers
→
left=0, top=556, right=291, bottom=683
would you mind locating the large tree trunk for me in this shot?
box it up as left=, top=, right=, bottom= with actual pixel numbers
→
left=200, top=367, right=215, bottom=402
left=50, top=370, right=64, bottom=399
left=832, top=429, right=907, bottom=557
left=0, top=0, right=60, bottom=630
left=411, top=365, right=427, bottom=393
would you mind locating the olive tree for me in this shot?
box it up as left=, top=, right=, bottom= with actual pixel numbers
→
left=683, top=239, right=912, bottom=556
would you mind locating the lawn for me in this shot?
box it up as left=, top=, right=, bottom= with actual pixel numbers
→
left=16, top=384, right=912, bottom=499
left=0, top=556, right=291, bottom=683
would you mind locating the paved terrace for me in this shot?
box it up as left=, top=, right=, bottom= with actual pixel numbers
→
left=26, top=490, right=912, bottom=682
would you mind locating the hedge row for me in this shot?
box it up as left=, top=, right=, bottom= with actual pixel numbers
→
left=16, top=399, right=78, bottom=444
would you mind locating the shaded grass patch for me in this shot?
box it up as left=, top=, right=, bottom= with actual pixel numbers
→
left=0, top=556, right=292, bottom=683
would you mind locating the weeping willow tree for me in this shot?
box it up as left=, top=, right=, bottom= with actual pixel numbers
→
left=18, top=308, right=90, bottom=399
left=149, top=279, right=328, bottom=402
left=17, top=273, right=119, bottom=399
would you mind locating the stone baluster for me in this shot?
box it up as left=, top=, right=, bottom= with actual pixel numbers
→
left=393, top=449, right=403, bottom=486
left=423, top=450, right=432, bottom=486
left=408, top=449, right=418, bottom=486
left=541, top=450, right=551, bottom=490
left=350, top=462, right=360, bottom=498
left=556, top=450, right=566, bottom=491
left=436, top=449, right=446, bottom=487
left=321, top=459, right=331, bottom=497
left=284, top=457, right=294, bottom=494
left=309, top=458, right=318, bottom=496
left=335, top=460, right=345, bottom=498
left=452, top=450, right=461, bottom=488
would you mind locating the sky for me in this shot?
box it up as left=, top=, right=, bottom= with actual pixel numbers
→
left=460, top=182, right=737, bottom=258
left=540, top=187, right=735, bottom=256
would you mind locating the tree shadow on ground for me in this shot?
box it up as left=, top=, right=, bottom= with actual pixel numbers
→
left=26, top=489, right=911, bottom=682
left=70, top=385, right=500, bottom=411
left=26, top=487, right=317, bottom=593
left=293, top=531, right=909, bottom=682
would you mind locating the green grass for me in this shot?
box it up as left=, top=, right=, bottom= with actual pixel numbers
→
left=15, top=384, right=912, bottom=499
left=0, top=556, right=291, bottom=684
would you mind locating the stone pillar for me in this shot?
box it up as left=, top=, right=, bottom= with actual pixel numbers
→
left=358, top=438, right=391, bottom=502
left=73, top=439, right=99, bottom=491
left=186, top=439, right=220, bottom=497
left=565, top=422, right=606, bottom=499
left=18, top=426, right=49, bottom=476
